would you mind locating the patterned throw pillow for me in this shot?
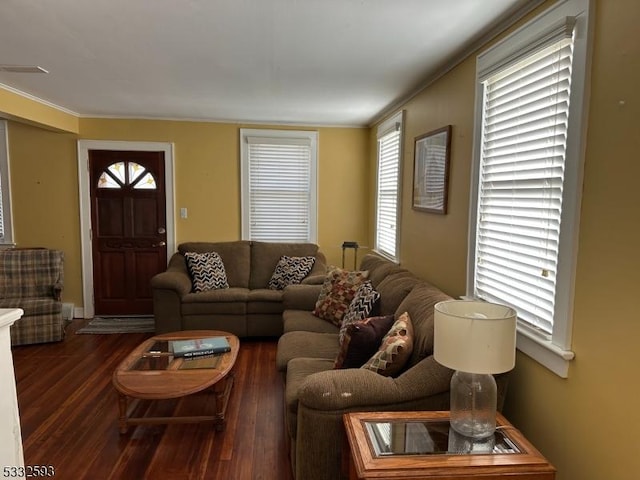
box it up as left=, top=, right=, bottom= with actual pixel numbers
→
left=268, top=255, right=316, bottom=290
left=312, top=268, right=369, bottom=326
left=334, top=315, right=396, bottom=369
left=184, top=251, right=229, bottom=292
left=339, top=281, right=380, bottom=342
left=361, top=311, right=414, bottom=377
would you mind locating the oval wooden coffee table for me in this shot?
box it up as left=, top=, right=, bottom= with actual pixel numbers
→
left=112, top=330, right=239, bottom=434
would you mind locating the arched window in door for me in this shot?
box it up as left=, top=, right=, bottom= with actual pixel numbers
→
left=97, top=161, right=157, bottom=189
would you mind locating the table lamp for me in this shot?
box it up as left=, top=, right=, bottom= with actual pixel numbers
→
left=434, top=300, right=517, bottom=438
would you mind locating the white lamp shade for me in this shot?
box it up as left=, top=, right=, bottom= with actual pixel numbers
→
left=434, top=300, right=517, bottom=374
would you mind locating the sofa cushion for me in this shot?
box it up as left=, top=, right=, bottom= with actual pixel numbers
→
left=247, top=288, right=285, bottom=314
left=362, top=311, right=414, bottom=377
left=359, top=254, right=409, bottom=288
left=179, top=241, right=251, bottom=288
left=283, top=284, right=323, bottom=311
left=339, top=281, right=380, bottom=342
left=184, top=251, right=229, bottom=291
left=375, top=272, right=421, bottom=315
left=334, top=315, right=395, bottom=369
left=182, top=287, right=249, bottom=303
left=276, top=331, right=339, bottom=372
left=182, top=302, right=247, bottom=316
left=394, top=282, right=452, bottom=368
left=249, top=242, right=320, bottom=289
left=312, top=268, right=368, bottom=326
left=247, top=288, right=283, bottom=302
left=283, top=310, right=341, bottom=334
left=268, top=255, right=316, bottom=290
left=182, top=287, right=249, bottom=315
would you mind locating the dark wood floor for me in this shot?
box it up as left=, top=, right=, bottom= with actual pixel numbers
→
left=11, top=320, right=294, bottom=480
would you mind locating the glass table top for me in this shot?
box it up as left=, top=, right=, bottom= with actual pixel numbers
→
left=364, top=419, right=520, bottom=457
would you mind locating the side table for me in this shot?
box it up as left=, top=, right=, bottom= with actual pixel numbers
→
left=343, top=411, right=555, bottom=480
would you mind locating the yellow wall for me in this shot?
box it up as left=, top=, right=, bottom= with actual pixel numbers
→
left=0, top=87, right=79, bottom=133
left=6, top=118, right=369, bottom=308
left=396, top=59, right=476, bottom=297
left=7, top=122, right=82, bottom=305
left=370, top=1, right=640, bottom=479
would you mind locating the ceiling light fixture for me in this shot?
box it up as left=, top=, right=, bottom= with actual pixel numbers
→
left=0, top=65, right=49, bottom=73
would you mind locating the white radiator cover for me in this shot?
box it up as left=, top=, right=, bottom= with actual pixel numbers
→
left=62, top=303, right=75, bottom=321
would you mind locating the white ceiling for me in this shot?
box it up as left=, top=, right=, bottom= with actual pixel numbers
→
left=0, top=0, right=537, bottom=127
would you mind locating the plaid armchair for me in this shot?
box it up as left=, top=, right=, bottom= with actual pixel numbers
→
left=0, top=249, right=65, bottom=346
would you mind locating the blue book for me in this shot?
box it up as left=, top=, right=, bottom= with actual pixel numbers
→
left=172, top=336, right=231, bottom=357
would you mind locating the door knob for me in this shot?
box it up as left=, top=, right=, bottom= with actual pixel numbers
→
left=153, top=241, right=166, bottom=247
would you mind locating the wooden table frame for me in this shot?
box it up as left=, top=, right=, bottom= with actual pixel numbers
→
left=343, top=411, right=556, bottom=480
left=112, top=330, right=239, bottom=434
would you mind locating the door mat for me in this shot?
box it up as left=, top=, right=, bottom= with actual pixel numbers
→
left=76, top=317, right=155, bottom=334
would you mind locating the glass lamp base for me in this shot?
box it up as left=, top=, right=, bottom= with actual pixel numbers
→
left=449, top=370, right=497, bottom=439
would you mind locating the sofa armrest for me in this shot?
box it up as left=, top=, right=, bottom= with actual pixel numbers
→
left=151, top=253, right=192, bottom=334
left=298, top=356, right=452, bottom=411
left=150, top=253, right=192, bottom=296
left=150, top=270, right=192, bottom=295
left=283, top=284, right=322, bottom=310
left=294, top=357, right=453, bottom=480
left=301, top=274, right=325, bottom=285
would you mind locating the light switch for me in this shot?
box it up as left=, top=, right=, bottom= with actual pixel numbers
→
left=180, top=207, right=188, bottom=219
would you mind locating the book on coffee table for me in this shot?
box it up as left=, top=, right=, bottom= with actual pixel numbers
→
left=171, top=336, right=231, bottom=358
left=179, top=354, right=223, bottom=370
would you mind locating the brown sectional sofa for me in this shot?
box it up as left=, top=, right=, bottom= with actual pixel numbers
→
left=276, top=254, right=509, bottom=480
left=151, top=241, right=326, bottom=337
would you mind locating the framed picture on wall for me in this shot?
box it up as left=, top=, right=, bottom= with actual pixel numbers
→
left=412, top=125, right=452, bottom=214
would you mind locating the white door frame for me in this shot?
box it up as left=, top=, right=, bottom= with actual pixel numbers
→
left=77, top=140, right=176, bottom=319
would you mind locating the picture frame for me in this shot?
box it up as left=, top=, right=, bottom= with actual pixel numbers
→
left=412, top=125, right=452, bottom=214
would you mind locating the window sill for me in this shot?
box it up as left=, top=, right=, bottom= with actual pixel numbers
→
left=516, top=326, right=575, bottom=378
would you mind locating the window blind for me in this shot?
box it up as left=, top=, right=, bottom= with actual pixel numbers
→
left=245, top=135, right=313, bottom=242
left=474, top=36, right=574, bottom=335
left=376, top=126, right=401, bottom=259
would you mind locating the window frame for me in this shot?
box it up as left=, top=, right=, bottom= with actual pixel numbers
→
left=374, top=111, right=404, bottom=262
left=240, top=128, right=318, bottom=243
left=0, top=120, right=14, bottom=246
left=467, top=0, right=592, bottom=377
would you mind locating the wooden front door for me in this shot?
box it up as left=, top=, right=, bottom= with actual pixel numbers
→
left=89, top=150, right=167, bottom=315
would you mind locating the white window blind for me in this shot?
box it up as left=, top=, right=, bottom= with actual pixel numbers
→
left=241, top=130, right=317, bottom=243
left=474, top=33, right=575, bottom=335
left=375, top=112, right=403, bottom=260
